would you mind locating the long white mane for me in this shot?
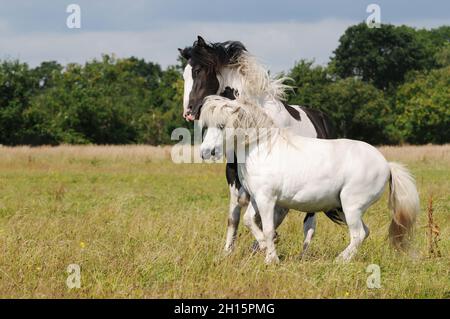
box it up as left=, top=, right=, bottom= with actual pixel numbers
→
left=200, top=96, right=295, bottom=149
left=200, top=96, right=274, bottom=130
left=218, top=52, right=291, bottom=106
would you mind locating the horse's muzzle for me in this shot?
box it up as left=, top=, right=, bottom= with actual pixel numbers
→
left=187, top=104, right=202, bottom=121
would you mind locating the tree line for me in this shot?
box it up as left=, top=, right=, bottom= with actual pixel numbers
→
left=0, top=23, right=449, bottom=146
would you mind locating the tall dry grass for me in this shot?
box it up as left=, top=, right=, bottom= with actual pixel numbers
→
left=0, top=144, right=172, bottom=162
left=1, top=143, right=448, bottom=162
left=379, top=144, right=450, bottom=163
left=0, top=144, right=448, bottom=181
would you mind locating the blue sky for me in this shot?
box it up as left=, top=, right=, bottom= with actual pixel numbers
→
left=1, top=0, right=449, bottom=72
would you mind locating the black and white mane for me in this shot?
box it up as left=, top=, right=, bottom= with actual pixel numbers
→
left=181, top=40, right=247, bottom=71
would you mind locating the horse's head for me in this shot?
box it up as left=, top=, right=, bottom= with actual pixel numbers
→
left=198, top=96, right=237, bottom=160
left=179, top=36, right=246, bottom=121
left=199, top=96, right=277, bottom=160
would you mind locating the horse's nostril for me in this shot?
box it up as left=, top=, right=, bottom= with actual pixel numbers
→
left=211, top=149, right=216, bottom=156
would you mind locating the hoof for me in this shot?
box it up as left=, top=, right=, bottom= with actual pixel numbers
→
left=251, top=240, right=266, bottom=254
left=223, top=246, right=234, bottom=256
left=251, top=240, right=260, bottom=253
left=335, top=253, right=351, bottom=263
left=299, top=251, right=306, bottom=260
left=265, top=254, right=280, bottom=264
left=300, top=242, right=311, bottom=259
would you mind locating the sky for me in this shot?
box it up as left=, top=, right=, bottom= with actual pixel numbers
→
left=1, top=0, right=449, bottom=73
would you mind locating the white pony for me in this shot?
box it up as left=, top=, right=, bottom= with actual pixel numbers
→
left=200, top=96, right=420, bottom=263
left=180, top=37, right=336, bottom=255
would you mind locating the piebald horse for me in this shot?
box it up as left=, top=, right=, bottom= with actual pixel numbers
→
left=179, top=36, right=337, bottom=255
left=199, top=96, right=420, bottom=263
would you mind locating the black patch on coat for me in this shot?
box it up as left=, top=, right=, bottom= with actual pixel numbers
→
left=299, top=106, right=337, bottom=139
left=282, top=102, right=301, bottom=121
left=305, top=209, right=346, bottom=226
left=324, top=208, right=346, bottom=225
left=225, top=154, right=241, bottom=190
left=303, top=212, right=315, bottom=223
left=220, top=87, right=240, bottom=189
left=220, top=86, right=238, bottom=100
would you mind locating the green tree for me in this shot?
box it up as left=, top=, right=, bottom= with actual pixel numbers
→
left=31, top=61, right=63, bottom=90
left=435, top=43, right=450, bottom=67
left=26, top=56, right=148, bottom=144
left=0, top=60, right=39, bottom=144
left=396, top=66, right=450, bottom=144
left=287, top=59, right=331, bottom=107
left=331, top=23, right=434, bottom=90
left=23, top=55, right=185, bottom=145
left=286, top=59, right=398, bottom=144
left=321, top=78, right=398, bottom=144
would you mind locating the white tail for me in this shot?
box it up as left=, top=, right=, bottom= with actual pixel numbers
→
left=388, top=162, right=420, bottom=250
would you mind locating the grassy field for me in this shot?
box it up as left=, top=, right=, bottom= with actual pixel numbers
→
left=0, top=144, right=448, bottom=298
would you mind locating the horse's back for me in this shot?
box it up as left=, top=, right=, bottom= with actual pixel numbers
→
left=297, top=105, right=337, bottom=139
left=280, top=136, right=390, bottom=190
left=268, top=136, right=390, bottom=212
left=284, top=104, right=336, bottom=139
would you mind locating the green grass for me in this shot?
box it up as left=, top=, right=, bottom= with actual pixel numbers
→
left=0, top=145, right=448, bottom=298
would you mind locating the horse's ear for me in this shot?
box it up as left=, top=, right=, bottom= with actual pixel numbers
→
left=197, top=36, right=207, bottom=47
left=178, top=47, right=191, bottom=60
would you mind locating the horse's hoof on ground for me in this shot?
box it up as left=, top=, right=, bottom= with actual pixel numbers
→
left=334, top=254, right=351, bottom=263
left=251, top=241, right=267, bottom=254
left=300, top=243, right=311, bottom=260
left=265, top=255, right=280, bottom=265
left=223, top=247, right=234, bottom=256
left=251, top=240, right=260, bottom=253
left=299, top=250, right=307, bottom=260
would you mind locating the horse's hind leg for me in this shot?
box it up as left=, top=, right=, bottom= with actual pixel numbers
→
left=336, top=205, right=369, bottom=262
left=300, top=213, right=316, bottom=258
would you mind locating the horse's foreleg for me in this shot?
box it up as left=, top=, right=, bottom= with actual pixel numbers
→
left=249, top=205, right=288, bottom=252
left=243, top=200, right=266, bottom=251
left=224, top=184, right=241, bottom=254
left=301, top=213, right=317, bottom=258
left=254, top=195, right=278, bottom=264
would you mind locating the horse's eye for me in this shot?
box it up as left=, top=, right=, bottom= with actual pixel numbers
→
left=193, top=69, right=201, bottom=76
left=217, top=124, right=225, bottom=130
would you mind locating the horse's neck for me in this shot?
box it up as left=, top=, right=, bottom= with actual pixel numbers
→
left=235, top=133, right=282, bottom=192
left=218, top=68, right=242, bottom=97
